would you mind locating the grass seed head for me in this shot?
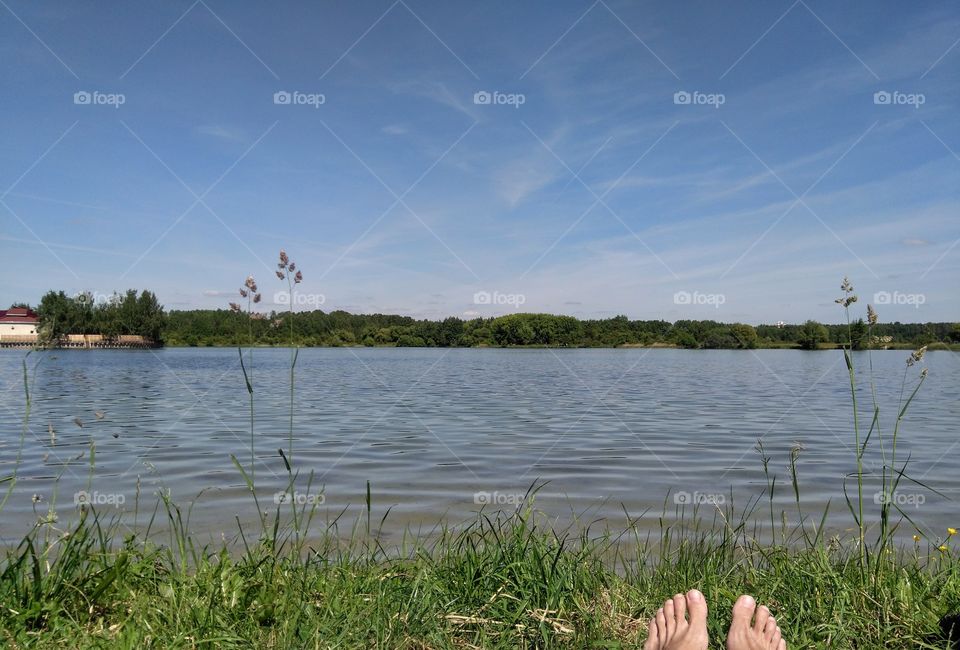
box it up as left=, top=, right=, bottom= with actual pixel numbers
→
left=835, top=276, right=858, bottom=307
left=907, top=346, right=927, bottom=367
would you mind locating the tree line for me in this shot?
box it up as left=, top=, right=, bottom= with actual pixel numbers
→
left=23, top=291, right=958, bottom=349
left=35, top=290, right=166, bottom=344
left=162, top=309, right=959, bottom=349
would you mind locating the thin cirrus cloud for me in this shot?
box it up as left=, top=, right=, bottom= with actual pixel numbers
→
left=196, top=125, right=248, bottom=143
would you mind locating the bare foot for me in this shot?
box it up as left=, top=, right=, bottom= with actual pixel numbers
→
left=725, top=595, right=786, bottom=650
left=643, top=589, right=709, bottom=650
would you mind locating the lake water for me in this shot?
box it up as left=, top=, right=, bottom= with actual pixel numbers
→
left=0, top=348, right=956, bottom=546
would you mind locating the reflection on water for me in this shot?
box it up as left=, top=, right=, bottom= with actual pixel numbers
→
left=0, top=348, right=956, bottom=545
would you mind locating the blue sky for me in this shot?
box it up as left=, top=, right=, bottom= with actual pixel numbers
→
left=0, top=0, right=957, bottom=324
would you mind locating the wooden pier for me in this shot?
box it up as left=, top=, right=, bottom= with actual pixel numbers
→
left=0, top=334, right=159, bottom=349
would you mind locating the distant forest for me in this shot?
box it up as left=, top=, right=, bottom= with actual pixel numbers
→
left=163, top=309, right=959, bottom=350
left=25, top=290, right=958, bottom=349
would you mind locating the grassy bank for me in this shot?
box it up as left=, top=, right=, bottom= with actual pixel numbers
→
left=1, top=501, right=959, bottom=648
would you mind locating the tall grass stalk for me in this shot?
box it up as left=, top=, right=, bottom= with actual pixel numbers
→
left=230, top=276, right=264, bottom=525
left=0, top=352, right=39, bottom=513
left=275, top=249, right=301, bottom=465
left=836, top=278, right=932, bottom=577
left=836, top=278, right=867, bottom=568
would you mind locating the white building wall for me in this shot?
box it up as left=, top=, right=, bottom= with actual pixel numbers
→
left=0, top=323, right=37, bottom=340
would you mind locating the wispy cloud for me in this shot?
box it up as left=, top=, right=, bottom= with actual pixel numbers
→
left=196, top=125, right=247, bottom=143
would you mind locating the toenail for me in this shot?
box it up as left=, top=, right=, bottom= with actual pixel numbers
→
left=688, top=589, right=703, bottom=601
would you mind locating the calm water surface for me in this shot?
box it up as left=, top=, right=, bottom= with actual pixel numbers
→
left=0, top=348, right=956, bottom=545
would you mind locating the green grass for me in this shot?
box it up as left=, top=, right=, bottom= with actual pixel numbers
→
left=1, top=498, right=959, bottom=649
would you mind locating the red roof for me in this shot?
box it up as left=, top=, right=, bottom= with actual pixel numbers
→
left=0, top=307, right=38, bottom=324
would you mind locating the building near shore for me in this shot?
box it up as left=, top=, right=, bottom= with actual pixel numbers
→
left=0, top=305, right=157, bottom=348
left=0, top=307, right=39, bottom=342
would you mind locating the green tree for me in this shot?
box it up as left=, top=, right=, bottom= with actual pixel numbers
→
left=329, top=329, right=355, bottom=346
left=436, top=317, right=464, bottom=347
left=491, top=315, right=535, bottom=345
left=729, top=323, right=759, bottom=349
left=950, top=323, right=960, bottom=343
left=799, top=320, right=829, bottom=350
left=396, top=334, right=426, bottom=347
left=848, top=318, right=868, bottom=350
left=136, top=290, right=166, bottom=341
left=37, top=291, right=72, bottom=344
